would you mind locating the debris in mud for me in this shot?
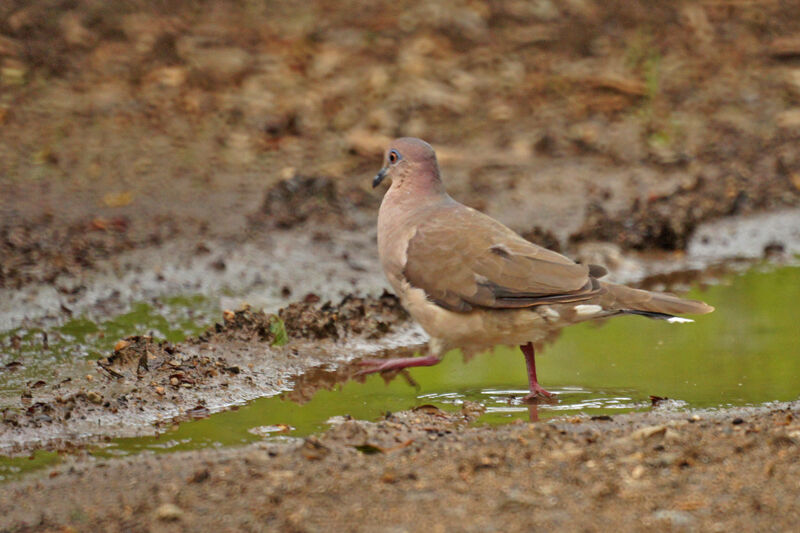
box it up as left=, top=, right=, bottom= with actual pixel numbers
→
left=763, top=241, right=786, bottom=258
left=319, top=403, right=483, bottom=455
left=186, top=405, right=210, bottom=419
left=248, top=174, right=376, bottom=231
left=198, top=305, right=287, bottom=345
left=85, top=391, right=103, bottom=405
left=3, top=361, right=23, bottom=372
left=252, top=175, right=339, bottom=229
left=354, top=443, right=385, bottom=454
left=278, top=291, right=407, bottom=340
left=249, top=424, right=293, bottom=437
left=570, top=172, right=800, bottom=250
left=95, top=334, right=242, bottom=397
left=0, top=215, right=130, bottom=289
left=98, top=335, right=174, bottom=380
left=188, top=468, right=210, bottom=484
left=0, top=214, right=185, bottom=289
left=768, top=36, right=800, bottom=59
left=650, top=395, right=669, bottom=406
left=0, top=289, right=411, bottom=452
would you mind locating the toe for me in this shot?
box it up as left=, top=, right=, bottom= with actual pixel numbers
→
left=522, top=389, right=555, bottom=403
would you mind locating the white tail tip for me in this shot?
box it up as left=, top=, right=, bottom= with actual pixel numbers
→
left=575, top=304, right=603, bottom=317
left=667, top=316, right=694, bottom=324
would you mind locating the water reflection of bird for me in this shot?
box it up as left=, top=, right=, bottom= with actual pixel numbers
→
left=361, top=138, right=714, bottom=402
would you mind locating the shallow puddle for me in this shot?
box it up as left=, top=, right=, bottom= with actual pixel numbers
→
left=2, top=263, right=799, bottom=480
left=99, top=264, right=800, bottom=453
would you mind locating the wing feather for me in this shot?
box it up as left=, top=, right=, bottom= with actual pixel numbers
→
left=403, top=204, right=603, bottom=311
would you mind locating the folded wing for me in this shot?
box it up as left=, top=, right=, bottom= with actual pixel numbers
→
left=403, top=204, right=603, bottom=312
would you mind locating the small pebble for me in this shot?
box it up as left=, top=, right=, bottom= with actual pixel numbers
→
left=86, top=391, right=103, bottom=404
left=155, top=503, right=183, bottom=521
left=652, top=509, right=695, bottom=527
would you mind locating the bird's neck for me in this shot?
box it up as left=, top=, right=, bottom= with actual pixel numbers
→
left=386, top=169, right=447, bottom=204
left=381, top=180, right=449, bottom=220
left=377, top=182, right=451, bottom=296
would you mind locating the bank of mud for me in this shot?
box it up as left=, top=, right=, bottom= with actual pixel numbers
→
left=0, top=294, right=420, bottom=455
left=2, top=401, right=799, bottom=531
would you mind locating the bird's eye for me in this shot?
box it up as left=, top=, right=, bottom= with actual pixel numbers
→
left=388, top=150, right=399, bottom=164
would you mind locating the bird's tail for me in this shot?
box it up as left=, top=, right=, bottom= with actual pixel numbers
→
left=599, top=282, right=714, bottom=321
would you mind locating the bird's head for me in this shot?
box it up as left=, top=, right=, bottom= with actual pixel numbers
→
left=373, top=137, right=443, bottom=192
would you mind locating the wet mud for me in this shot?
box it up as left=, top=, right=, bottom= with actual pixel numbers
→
left=0, top=294, right=419, bottom=455
left=247, top=175, right=378, bottom=232
left=570, top=170, right=800, bottom=251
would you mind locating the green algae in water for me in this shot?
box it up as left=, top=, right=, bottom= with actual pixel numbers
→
left=544, top=265, right=800, bottom=408
left=0, top=450, right=60, bottom=482
left=0, top=295, right=219, bottom=404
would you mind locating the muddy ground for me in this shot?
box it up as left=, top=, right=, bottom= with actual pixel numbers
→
left=3, top=403, right=800, bottom=532
left=2, top=1, right=800, bottom=531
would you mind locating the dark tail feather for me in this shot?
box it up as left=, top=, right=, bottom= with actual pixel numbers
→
left=623, top=309, right=695, bottom=323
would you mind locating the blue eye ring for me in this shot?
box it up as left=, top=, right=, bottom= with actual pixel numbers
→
left=388, top=149, right=400, bottom=164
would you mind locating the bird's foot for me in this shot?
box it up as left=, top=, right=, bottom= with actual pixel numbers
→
left=356, top=355, right=440, bottom=376
left=522, top=384, right=555, bottom=403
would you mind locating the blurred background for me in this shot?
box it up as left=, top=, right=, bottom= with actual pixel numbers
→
left=1, top=0, right=800, bottom=287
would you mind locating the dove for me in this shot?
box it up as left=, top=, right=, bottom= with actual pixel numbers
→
left=360, top=137, right=714, bottom=400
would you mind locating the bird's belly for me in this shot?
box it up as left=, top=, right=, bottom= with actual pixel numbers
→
left=401, top=283, right=562, bottom=353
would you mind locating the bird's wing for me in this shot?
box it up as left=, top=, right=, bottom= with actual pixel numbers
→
left=403, top=204, right=603, bottom=312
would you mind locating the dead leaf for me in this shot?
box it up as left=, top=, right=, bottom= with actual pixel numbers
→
left=650, top=395, right=668, bottom=406
left=186, top=405, right=210, bottom=419
left=354, top=444, right=384, bottom=455
left=114, top=340, right=130, bottom=352
left=768, top=37, right=800, bottom=59
left=585, top=74, right=647, bottom=96
left=412, top=404, right=444, bottom=415
left=102, top=191, right=134, bottom=208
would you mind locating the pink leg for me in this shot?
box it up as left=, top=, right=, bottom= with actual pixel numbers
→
left=521, top=342, right=554, bottom=401
left=357, top=355, right=441, bottom=376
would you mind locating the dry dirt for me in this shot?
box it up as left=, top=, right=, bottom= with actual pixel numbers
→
left=3, top=0, right=800, bottom=291
left=2, top=1, right=800, bottom=531
left=3, top=403, right=800, bottom=532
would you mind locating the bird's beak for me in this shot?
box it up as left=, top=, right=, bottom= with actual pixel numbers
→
left=372, top=167, right=388, bottom=188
